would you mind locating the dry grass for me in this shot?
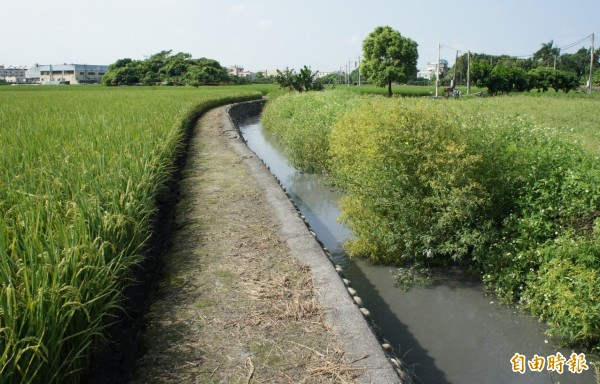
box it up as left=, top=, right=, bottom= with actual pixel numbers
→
left=129, top=108, right=362, bottom=384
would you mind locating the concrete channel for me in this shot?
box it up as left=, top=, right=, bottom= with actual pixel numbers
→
left=226, top=100, right=411, bottom=384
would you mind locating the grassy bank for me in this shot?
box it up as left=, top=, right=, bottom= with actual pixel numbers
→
left=0, top=85, right=261, bottom=383
left=261, top=90, right=600, bottom=355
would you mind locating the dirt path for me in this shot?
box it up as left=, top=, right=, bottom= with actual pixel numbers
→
left=128, top=106, right=402, bottom=383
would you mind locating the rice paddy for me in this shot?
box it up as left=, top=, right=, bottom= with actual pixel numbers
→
left=0, top=85, right=261, bottom=383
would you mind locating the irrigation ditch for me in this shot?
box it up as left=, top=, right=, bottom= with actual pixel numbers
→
left=85, top=97, right=595, bottom=384
left=230, top=99, right=596, bottom=384
left=227, top=100, right=408, bottom=383
left=89, top=101, right=405, bottom=383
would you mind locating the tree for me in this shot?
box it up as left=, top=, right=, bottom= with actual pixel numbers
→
left=559, top=48, right=590, bottom=78
left=103, top=51, right=228, bottom=86
left=160, top=53, right=191, bottom=85
left=296, top=65, right=323, bottom=92
left=275, top=66, right=323, bottom=92
left=361, top=26, right=418, bottom=97
left=253, top=72, right=275, bottom=84
left=551, top=70, right=579, bottom=93
left=534, top=40, right=560, bottom=68
left=275, top=68, right=298, bottom=91
left=470, top=61, right=493, bottom=90
left=529, top=67, right=554, bottom=92
left=185, top=60, right=228, bottom=86
left=317, top=72, right=341, bottom=86
left=189, top=57, right=229, bottom=85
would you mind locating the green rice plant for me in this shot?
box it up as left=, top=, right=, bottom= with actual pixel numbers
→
left=0, top=85, right=261, bottom=383
left=460, top=93, right=600, bottom=154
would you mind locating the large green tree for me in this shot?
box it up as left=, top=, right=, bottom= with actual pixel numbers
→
left=361, top=26, right=418, bottom=97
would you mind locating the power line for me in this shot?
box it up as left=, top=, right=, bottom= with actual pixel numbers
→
left=490, top=34, right=594, bottom=59
left=557, top=34, right=593, bottom=52
left=444, top=34, right=595, bottom=61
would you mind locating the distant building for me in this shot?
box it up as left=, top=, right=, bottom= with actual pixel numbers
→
left=26, top=64, right=108, bottom=84
left=316, top=70, right=342, bottom=78
left=418, top=59, right=449, bottom=80
left=259, top=69, right=279, bottom=78
left=0, top=65, right=27, bottom=83
left=228, top=65, right=255, bottom=79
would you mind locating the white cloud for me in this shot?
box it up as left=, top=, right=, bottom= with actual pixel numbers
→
left=346, top=34, right=361, bottom=46
left=229, top=3, right=247, bottom=13
left=257, top=19, right=273, bottom=29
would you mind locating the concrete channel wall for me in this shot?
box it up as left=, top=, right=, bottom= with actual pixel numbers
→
left=226, top=99, right=412, bottom=384
left=227, top=98, right=267, bottom=127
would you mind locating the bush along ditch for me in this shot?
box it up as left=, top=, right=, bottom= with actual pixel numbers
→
left=262, top=91, right=600, bottom=354
left=261, top=90, right=362, bottom=174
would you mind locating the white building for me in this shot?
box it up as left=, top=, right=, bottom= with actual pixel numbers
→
left=316, top=70, right=342, bottom=78
left=418, top=59, right=449, bottom=80
left=258, top=69, right=279, bottom=78
left=26, top=64, right=108, bottom=84
left=0, top=65, right=27, bottom=83
left=228, top=65, right=254, bottom=79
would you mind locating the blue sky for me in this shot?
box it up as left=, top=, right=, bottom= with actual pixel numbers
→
left=2, top=0, right=598, bottom=72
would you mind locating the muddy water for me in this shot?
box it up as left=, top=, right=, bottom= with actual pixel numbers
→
left=238, top=116, right=595, bottom=384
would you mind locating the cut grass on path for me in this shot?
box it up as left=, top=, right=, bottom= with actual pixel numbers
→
left=129, top=107, right=361, bottom=384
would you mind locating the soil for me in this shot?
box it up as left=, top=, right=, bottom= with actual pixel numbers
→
left=122, top=107, right=369, bottom=383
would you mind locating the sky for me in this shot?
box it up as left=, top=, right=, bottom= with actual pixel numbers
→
left=2, top=0, right=599, bottom=73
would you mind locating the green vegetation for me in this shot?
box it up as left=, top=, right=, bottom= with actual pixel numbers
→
left=101, top=50, right=230, bottom=86
left=450, top=40, right=600, bottom=95
left=340, top=84, right=438, bottom=97
left=470, top=62, right=581, bottom=94
left=361, top=26, right=419, bottom=97
left=0, top=85, right=261, bottom=383
left=274, top=66, right=324, bottom=92
left=261, top=90, right=600, bottom=354
left=261, top=91, right=361, bottom=173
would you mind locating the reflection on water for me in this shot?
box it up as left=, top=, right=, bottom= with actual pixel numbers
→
left=239, top=115, right=595, bottom=384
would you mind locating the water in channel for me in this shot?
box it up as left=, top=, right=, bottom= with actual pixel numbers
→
left=238, top=115, right=595, bottom=384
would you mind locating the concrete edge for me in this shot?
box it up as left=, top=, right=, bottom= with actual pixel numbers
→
left=222, top=101, right=409, bottom=384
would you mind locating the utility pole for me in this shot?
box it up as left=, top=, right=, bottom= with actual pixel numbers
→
left=435, top=43, right=440, bottom=97
left=357, top=55, right=361, bottom=86
left=345, top=64, right=348, bottom=85
left=452, top=50, right=458, bottom=88
left=589, top=33, right=595, bottom=94
left=348, top=60, right=352, bottom=85
left=467, top=51, right=471, bottom=95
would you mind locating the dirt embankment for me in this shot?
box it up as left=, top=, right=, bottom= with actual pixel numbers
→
left=100, top=105, right=405, bottom=383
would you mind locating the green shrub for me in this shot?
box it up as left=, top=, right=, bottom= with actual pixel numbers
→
left=261, top=91, right=361, bottom=173
left=479, top=139, right=600, bottom=350
left=521, top=235, right=600, bottom=350
left=266, top=90, right=600, bottom=352
left=329, top=98, right=490, bottom=263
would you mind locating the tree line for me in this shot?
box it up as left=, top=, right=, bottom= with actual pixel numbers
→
left=448, top=41, right=600, bottom=94
left=102, top=50, right=231, bottom=86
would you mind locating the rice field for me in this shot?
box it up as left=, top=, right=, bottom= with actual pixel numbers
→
left=459, top=92, right=600, bottom=154
left=0, top=85, right=261, bottom=383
